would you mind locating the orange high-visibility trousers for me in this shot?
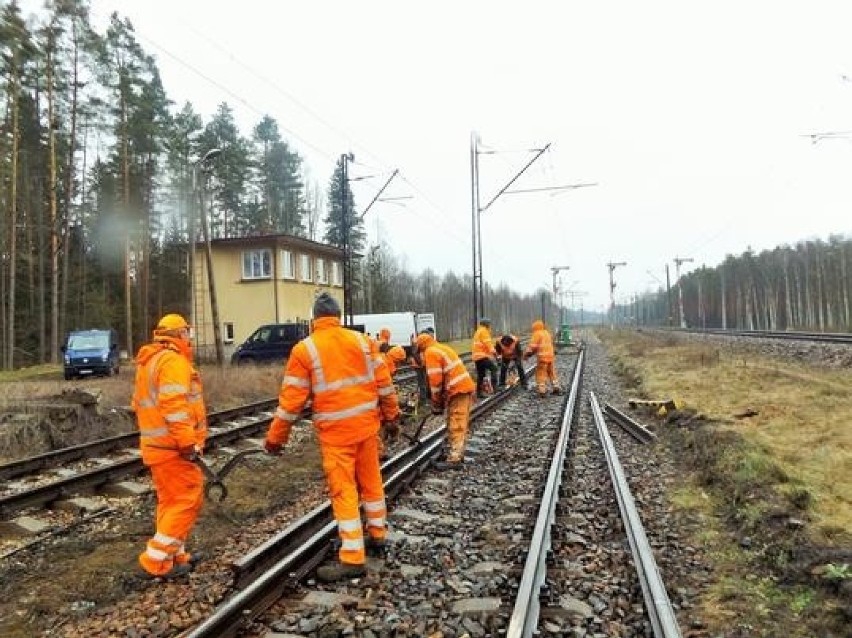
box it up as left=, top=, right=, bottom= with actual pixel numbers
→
left=534, top=361, right=560, bottom=395
left=139, top=456, right=204, bottom=576
left=446, top=392, right=473, bottom=462
left=322, top=437, right=387, bottom=566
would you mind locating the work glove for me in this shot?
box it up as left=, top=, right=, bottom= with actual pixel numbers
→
left=382, top=418, right=401, bottom=442
left=431, top=402, right=444, bottom=416
left=264, top=439, right=284, bottom=456
left=179, top=444, right=200, bottom=461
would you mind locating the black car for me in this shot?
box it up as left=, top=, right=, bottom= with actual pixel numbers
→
left=230, top=323, right=309, bottom=365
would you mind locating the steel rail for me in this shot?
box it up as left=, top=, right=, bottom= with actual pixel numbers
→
left=667, top=327, right=852, bottom=344
left=604, top=403, right=657, bottom=443
left=0, top=399, right=278, bottom=481
left=506, top=348, right=584, bottom=638
left=590, top=392, right=682, bottom=638
left=0, top=407, right=279, bottom=518
left=184, top=370, right=533, bottom=638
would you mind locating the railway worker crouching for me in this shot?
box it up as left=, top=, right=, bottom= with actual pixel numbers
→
left=377, top=329, right=407, bottom=458
left=496, top=333, right=528, bottom=389
left=415, top=330, right=476, bottom=470
left=523, top=319, right=561, bottom=397
left=471, top=317, right=498, bottom=397
left=132, top=313, right=207, bottom=579
left=263, top=293, right=401, bottom=582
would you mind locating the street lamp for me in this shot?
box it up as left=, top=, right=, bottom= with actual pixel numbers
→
left=192, top=148, right=223, bottom=365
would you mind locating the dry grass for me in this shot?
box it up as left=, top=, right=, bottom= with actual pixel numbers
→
left=601, top=329, right=852, bottom=542
left=0, top=362, right=285, bottom=412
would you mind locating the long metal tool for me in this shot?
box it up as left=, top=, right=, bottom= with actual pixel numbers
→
left=195, top=449, right=265, bottom=502
left=402, top=414, right=431, bottom=446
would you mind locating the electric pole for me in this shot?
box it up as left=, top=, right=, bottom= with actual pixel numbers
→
left=607, top=261, right=627, bottom=330
left=673, top=256, right=694, bottom=328
left=551, top=265, right=570, bottom=328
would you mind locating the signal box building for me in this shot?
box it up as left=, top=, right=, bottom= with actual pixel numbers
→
left=191, top=234, right=345, bottom=361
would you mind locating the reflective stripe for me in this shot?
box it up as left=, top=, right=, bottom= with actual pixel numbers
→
left=426, top=367, right=442, bottom=375
left=283, top=375, right=310, bottom=388
left=140, top=427, right=169, bottom=437
left=443, top=359, right=463, bottom=373
left=275, top=407, right=301, bottom=421
left=303, top=337, right=326, bottom=388
left=165, top=411, right=189, bottom=423
left=313, top=399, right=378, bottom=423
left=446, top=374, right=470, bottom=388
left=341, top=538, right=364, bottom=551
left=154, top=532, right=181, bottom=545
left=305, top=333, right=376, bottom=393
left=366, top=517, right=385, bottom=527
left=363, top=499, right=385, bottom=512
left=137, top=399, right=156, bottom=408
left=430, top=385, right=442, bottom=393
left=159, top=383, right=188, bottom=394
left=377, top=386, right=395, bottom=397
left=145, top=546, right=170, bottom=561
left=338, top=518, right=362, bottom=532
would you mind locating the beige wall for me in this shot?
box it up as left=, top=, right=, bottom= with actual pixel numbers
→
left=193, top=241, right=343, bottom=361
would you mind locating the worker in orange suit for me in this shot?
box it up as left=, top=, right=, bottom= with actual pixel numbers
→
left=132, top=313, right=207, bottom=579
left=415, top=330, right=476, bottom=470
left=471, top=317, right=498, bottom=398
left=523, top=319, right=561, bottom=397
left=496, top=333, right=528, bottom=389
left=376, top=331, right=407, bottom=458
left=264, top=293, right=400, bottom=582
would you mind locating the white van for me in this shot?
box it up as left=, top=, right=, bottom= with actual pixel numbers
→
left=351, top=312, right=436, bottom=347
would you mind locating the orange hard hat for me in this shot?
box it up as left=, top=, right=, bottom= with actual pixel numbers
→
left=415, top=331, right=434, bottom=351
left=379, top=328, right=391, bottom=342
left=387, top=345, right=406, bottom=362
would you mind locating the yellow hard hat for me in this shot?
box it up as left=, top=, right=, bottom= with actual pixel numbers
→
left=155, top=313, right=190, bottom=336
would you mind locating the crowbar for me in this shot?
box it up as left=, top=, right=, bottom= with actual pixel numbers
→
left=402, top=414, right=431, bottom=446
left=194, top=448, right=266, bottom=502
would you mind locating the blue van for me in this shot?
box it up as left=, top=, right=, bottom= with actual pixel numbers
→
left=62, top=329, right=120, bottom=380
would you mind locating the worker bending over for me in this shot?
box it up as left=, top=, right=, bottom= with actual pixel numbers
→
left=415, top=330, right=475, bottom=470
left=471, top=317, right=498, bottom=397
left=496, top=333, right=528, bottom=389
left=523, top=320, right=561, bottom=397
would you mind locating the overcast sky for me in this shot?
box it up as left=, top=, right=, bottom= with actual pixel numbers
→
left=79, top=0, right=852, bottom=312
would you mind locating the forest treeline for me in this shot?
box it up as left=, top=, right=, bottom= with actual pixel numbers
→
left=1, top=1, right=848, bottom=370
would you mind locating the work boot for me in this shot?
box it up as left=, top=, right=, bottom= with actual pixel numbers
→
left=316, top=562, right=367, bottom=583
left=142, top=562, right=193, bottom=581
left=174, top=550, right=204, bottom=567
left=365, top=536, right=387, bottom=557
left=552, top=387, right=562, bottom=396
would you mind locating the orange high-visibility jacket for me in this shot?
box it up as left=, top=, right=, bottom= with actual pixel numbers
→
left=267, top=317, right=400, bottom=447
left=497, top=334, right=520, bottom=360
left=525, top=321, right=555, bottom=363
left=419, top=334, right=475, bottom=403
left=383, top=345, right=406, bottom=377
left=471, top=326, right=495, bottom=361
left=132, top=338, right=204, bottom=466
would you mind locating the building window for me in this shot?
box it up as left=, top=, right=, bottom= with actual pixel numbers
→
left=331, top=261, right=342, bottom=286
left=224, top=322, right=235, bottom=344
left=316, top=257, right=328, bottom=284
left=280, top=249, right=296, bottom=279
left=300, top=254, right=313, bottom=282
left=242, top=249, right=271, bottom=279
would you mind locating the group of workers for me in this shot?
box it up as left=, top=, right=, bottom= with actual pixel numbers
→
left=131, top=295, right=562, bottom=584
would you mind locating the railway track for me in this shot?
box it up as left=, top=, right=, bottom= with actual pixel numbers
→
left=103, top=345, right=681, bottom=638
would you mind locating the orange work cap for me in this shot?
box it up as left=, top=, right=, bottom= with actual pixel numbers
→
left=532, top=320, right=544, bottom=331
left=379, top=328, right=391, bottom=342
left=415, top=332, right=434, bottom=351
